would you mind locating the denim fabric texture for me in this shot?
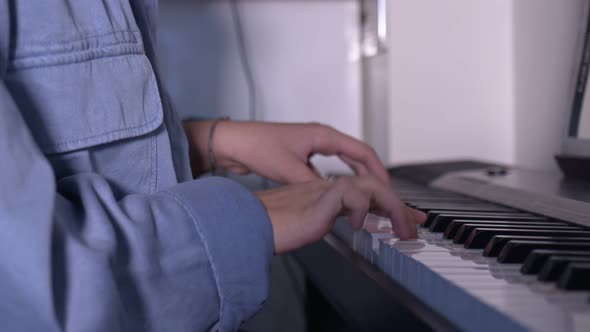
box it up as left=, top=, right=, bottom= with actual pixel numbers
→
left=0, top=1, right=273, bottom=331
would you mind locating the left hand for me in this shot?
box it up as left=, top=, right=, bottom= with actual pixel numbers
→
left=183, top=120, right=390, bottom=184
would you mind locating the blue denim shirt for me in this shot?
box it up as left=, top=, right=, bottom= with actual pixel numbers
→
left=0, top=1, right=273, bottom=331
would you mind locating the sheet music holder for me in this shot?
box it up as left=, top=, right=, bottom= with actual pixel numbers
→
left=558, top=1, right=590, bottom=180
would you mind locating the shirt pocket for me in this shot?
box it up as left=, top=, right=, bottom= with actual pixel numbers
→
left=5, top=50, right=164, bottom=155
left=5, top=0, right=164, bottom=155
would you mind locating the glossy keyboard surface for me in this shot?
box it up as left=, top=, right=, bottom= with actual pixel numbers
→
left=331, top=179, right=590, bottom=332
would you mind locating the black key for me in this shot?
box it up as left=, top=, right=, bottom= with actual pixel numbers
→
left=423, top=210, right=521, bottom=228
left=429, top=213, right=542, bottom=232
left=498, top=241, right=590, bottom=263
left=487, top=237, right=590, bottom=258
left=446, top=220, right=565, bottom=239
left=404, top=198, right=479, bottom=205
left=465, top=229, right=590, bottom=249
left=402, top=195, right=466, bottom=201
left=538, top=256, right=590, bottom=281
left=400, top=192, right=465, bottom=199
left=452, top=224, right=581, bottom=244
left=413, top=202, right=512, bottom=210
left=409, top=200, right=497, bottom=207
left=424, top=210, right=455, bottom=227
left=521, top=249, right=590, bottom=274
left=557, top=263, right=590, bottom=290
left=412, top=204, right=514, bottom=214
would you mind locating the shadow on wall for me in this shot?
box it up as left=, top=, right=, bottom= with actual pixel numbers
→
left=158, top=1, right=251, bottom=120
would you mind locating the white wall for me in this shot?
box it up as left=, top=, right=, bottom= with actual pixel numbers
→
left=158, top=0, right=363, bottom=172
left=387, top=0, right=515, bottom=166
left=386, top=0, right=588, bottom=171
left=512, top=0, right=587, bottom=171
left=158, top=0, right=589, bottom=173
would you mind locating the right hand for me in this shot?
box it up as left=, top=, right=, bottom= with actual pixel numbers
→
left=255, top=175, right=427, bottom=254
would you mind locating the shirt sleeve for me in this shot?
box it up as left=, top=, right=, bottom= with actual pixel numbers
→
left=0, top=81, right=273, bottom=332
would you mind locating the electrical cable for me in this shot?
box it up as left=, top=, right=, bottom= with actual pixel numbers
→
left=229, top=0, right=258, bottom=121
left=230, top=0, right=271, bottom=189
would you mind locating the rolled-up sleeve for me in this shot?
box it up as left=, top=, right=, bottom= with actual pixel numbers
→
left=0, top=82, right=273, bottom=332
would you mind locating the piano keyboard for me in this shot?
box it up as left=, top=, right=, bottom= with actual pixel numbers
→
left=332, top=178, right=590, bottom=332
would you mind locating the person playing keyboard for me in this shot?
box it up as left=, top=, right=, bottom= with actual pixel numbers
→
left=0, top=1, right=426, bottom=331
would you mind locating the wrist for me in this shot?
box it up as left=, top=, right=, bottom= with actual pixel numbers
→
left=183, top=119, right=241, bottom=177
left=213, top=120, right=243, bottom=165
left=183, top=120, right=214, bottom=176
left=207, top=117, right=230, bottom=175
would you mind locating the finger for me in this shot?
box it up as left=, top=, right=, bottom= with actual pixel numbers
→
left=315, top=175, right=417, bottom=240
left=403, top=206, right=419, bottom=239
left=370, top=207, right=415, bottom=239
left=368, top=201, right=425, bottom=231
left=310, top=125, right=390, bottom=183
left=340, top=181, right=371, bottom=230
left=402, top=206, right=427, bottom=236
left=354, top=175, right=415, bottom=240
left=408, top=207, right=427, bottom=224
left=313, top=177, right=370, bottom=233
left=339, top=154, right=370, bottom=177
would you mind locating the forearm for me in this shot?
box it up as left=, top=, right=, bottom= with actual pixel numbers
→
left=1, top=83, right=274, bottom=332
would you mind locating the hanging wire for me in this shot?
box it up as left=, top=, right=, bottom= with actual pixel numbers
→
left=230, top=0, right=258, bottom=121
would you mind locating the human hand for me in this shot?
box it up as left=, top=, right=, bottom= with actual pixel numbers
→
left=183, top=121, right=390, bottom=184
left=255, top=175, right=427, bottom=254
